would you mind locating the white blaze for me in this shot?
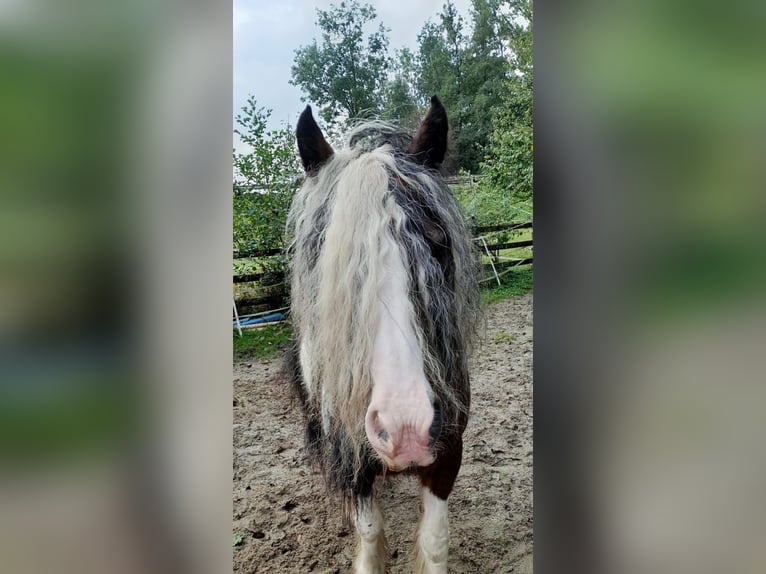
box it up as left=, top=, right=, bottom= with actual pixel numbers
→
left=366, top=239, right=435, bottom=469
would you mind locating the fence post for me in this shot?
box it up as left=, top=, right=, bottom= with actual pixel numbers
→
left=476, top=236, right=502, bottom=287
left=233, top=299, right=243, bottom=337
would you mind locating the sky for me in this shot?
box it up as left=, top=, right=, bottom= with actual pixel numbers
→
left=233, top=0, right=475, bottom=149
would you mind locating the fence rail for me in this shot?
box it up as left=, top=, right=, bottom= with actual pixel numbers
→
left=493, top=258, right=534, bottom=270
left=443, top=173, right=485, bottom=186
left=485, top=238, right=534, bottom=251
left=233, top=246, right=283, bottom=259
left=474, top=221, right=532, bottom=234
left=233, top=271, right=284, bottom=284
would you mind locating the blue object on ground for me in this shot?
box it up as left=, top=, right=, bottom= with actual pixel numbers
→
left=235, top=312, right=284, bottom=327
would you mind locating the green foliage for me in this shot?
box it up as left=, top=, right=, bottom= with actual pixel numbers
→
left=452, top=178, right=532, bottom=226
left=473, top=123, right=532, bottom=222
left=415, top=0, right=510, bottom=172
left=234, top=96, right=301, bottom=191
left=416, top=4, right=464, bottom=107
left=381, top=48, right=420, bottom=129
left=415, top=4, right=466, bottom=172
left=459, top=0, right=512, bottom=171
left=233, top=97, right=302, bottom=273
left=290, top=0, right=391, bottom=124
left=233, top=533, right=243, bottom=547
left=482, top=267, right=533, bottom=305
left=234, top=323, right=293, bottom=361
left=476, top=0, right=533, bottom=217
left=286, top=0, right=532, bottom=182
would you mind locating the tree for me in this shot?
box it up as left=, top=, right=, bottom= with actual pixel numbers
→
left=414, top=0, right=510, bottom=173
left=459, top=0, right=511, bottom=170
left=233, top=97, right=302, bottom=270
left=477, top=0, right=533, bottom=213
left=415, top=2, right=467, bottom=172
left=233, top=96, right=301, bottom=193
left=416, top=3, right=465, bottom=112
left=381, top=48, right=420, bottom=129
left=290, top=0, right=391, bottom=124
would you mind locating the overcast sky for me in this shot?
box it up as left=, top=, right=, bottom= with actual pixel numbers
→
left=234, top=0, right=474, bottom=148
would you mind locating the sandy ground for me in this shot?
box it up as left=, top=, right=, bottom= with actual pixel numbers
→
left=233, top=293, right=532, bottom=573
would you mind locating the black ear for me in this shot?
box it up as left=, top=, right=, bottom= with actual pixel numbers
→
left=408, top=95, right=448, bottom=168
left=296, top=105, right=334, bottom=172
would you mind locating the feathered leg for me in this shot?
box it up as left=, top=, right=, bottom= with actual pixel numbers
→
left=353, top=495, right=387, bottom=574
left=415, top=438, right=463, bottom=574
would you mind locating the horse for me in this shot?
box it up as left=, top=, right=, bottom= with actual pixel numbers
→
left=285, top=96, right=481, bottom=574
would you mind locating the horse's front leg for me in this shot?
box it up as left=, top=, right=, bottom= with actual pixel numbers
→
left=353, top=495, right=387, bottom=574
left=415, top=439, right=463, bottom=574
left=414, top=487, right=450, bottom=574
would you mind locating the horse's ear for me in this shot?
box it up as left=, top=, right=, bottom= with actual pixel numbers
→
left=296, top=105, right=334, bottom=173
left=408, top=95, right=448, bottom=168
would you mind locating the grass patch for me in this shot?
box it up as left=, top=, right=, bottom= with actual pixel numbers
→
left=234, top=322, right=292, bottom=361
left=482, top=266, right=533, bottom=305
left=492, top=331, right=515, bottom=342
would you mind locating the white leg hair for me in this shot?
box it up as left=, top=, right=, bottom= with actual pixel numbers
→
left=414, top=487, right=450, bottom=574
left=353, top=496, right=387, bottom=574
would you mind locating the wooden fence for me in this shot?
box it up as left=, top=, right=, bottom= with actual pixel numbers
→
left=443, top=173, right=484, bottom=186
left=233, top=220, right=532, bottom=316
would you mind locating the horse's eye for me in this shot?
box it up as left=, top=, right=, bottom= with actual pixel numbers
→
left=423, top=222, right=445, bottom=247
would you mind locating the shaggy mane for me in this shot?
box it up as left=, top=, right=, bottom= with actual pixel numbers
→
left=286, top=121, right=481, bottom=510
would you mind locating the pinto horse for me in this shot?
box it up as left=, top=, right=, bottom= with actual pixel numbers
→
left=286, top=96, right=481, bottom=574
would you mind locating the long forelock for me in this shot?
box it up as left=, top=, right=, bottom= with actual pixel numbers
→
left=288, top=141, right=402, bottom=477
left=389, top=157, right=481, bottom=427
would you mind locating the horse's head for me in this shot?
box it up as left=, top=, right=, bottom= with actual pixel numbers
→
left=293, top=97, right=472, bottom=472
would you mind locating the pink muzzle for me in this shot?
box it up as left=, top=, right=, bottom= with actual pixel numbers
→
left=364, top=397, right=437, bottom=470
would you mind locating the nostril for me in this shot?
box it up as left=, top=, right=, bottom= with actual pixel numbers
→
left=366, top=409, right=389, bottom=443
left=428, top=397, right=442, bottom=447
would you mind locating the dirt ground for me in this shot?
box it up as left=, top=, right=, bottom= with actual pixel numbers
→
left=233, top=293, right=533, bottom=573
